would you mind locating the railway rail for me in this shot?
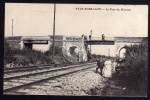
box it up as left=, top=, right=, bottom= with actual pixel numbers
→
left=3, top=62, right=96, bottom=94
left=4, top=62, right=96, bottom=78
left=4, top=61, right=94, bottom=73
left=4, top=62, right=96, bottom=80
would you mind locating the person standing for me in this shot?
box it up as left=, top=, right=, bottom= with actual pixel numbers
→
left=102, top=34, right=105, bottom=41
left=102, top=59, right=113, bottom=77
left=96, top=59, right=104, bottom=75
left=112, top=60, right=118, bottom=73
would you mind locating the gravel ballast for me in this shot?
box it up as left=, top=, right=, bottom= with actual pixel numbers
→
left=15, top=67, right=107, bottom=95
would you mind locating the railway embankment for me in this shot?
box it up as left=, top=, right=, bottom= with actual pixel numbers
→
left=4, top=39, right=70, bottom=68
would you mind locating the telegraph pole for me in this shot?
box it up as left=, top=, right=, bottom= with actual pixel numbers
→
left=12, top=19, right=13, bottom=37
left=108, top=48, right=110, bottom=58
left=90, top=30, right=92, bottom=54
left=52, top=3, right=56, bottom=63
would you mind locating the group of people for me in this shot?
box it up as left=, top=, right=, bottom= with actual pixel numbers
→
left=96, top=58, right=118, bottom=77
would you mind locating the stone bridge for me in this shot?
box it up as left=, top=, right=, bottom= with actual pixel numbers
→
left=62, top=36, right=87, bottom=63
left=5, top=36, right=146, bottom=63
left=85, top=37, right=146, bottom=57
left=5, top=35, right=87, bottom=63
left=114, top=37, right=145, bottom=57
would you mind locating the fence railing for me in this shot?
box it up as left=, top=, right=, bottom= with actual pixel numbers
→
left=22, top=36, right=50, bottom=40
left=86, top=37, right=115, bottom=41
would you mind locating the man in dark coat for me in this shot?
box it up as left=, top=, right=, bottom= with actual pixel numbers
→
left=96, top=59, right=104, bottom=75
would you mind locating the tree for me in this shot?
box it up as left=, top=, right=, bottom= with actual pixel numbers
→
left=4, top=40, right=12, bottom=57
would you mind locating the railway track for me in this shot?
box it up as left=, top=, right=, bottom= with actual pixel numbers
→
left=4, top=62, right=96, bottom=80
left=4, top=64, right=68, bottom=73
left=3, top=62, right=96, bottom=94
left=4, top=61, right=94, bottom=74
left=4, top=66, right=53, bottom=74
left=4, top=62, right=96, bottom=78
left=4, top=61, right=94, bottom=72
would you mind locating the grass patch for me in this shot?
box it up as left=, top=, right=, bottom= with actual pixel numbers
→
left=4, top=40, right=70, bottom=67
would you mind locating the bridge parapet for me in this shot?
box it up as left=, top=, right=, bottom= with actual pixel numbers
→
left=86, top=37, right=114, bottom=41
left=114, top=37, right=145, bottom=43
left=22, top=36, right=50, bottom=40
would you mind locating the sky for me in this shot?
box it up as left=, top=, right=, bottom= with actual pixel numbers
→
left=5, top=3, right=148, bottom=56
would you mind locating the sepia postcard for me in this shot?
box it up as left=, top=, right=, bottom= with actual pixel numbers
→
left=4, top=3, right=148, bottom=96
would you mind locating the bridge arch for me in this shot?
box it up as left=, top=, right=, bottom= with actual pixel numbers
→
left=62, top=39, right=87, bottom=63
left=118, top=46, right=127, bottom=59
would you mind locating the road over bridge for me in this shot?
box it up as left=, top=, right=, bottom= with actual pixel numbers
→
left=6, top=36, right=146, bottom=63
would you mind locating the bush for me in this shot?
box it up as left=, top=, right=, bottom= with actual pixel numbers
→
left=46, top=45, right=63, bottom=56
left=4, top=40, right=72, bottom=67
left=45, top=45, right=68, bottom=64
left=4, top=41, right=52, bottom=66
left=10, top=49, right=52, bottom=66
left=4, top=40, right=13, bottom=57
left=4, top=40, right=14, bottom=64
left=112, top=39, right=148, bottom=96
